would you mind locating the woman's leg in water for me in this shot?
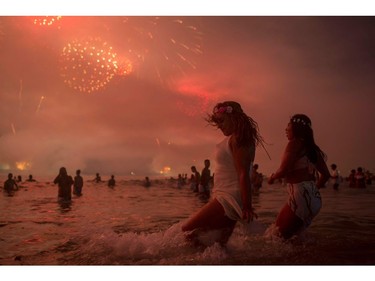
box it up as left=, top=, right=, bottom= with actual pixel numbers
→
left=275, top=203, right=304, bottom=239
left=182, top=198, right=236, bottom=246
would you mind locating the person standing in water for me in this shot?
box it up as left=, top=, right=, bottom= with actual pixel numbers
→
left=200, top=159, right=211, bottom=198
left=330, top=163, right=340, bottom=190
left=251, top=164, right=263, bottom=194
left=94, top=173, right=102, bottom=183
left=268, top=114, right=330, bottom=239
left=54, top=167, right=74, bottom=201
left=144, top=176, right=151, bottom=188
left=3, top=173, right=18, bottom=195
left=347, top=169, right=356, bottom=188
left=108, top=175, right=116, bottom=188
left=355, top=167, right=366, bottom=188
left=73, top=169, right=83, bottom=196
left=26, top=174, right=36, bottom=182
left=182, top=101, right=264, bottom=246
left=190, top=166, right=200, bottom=193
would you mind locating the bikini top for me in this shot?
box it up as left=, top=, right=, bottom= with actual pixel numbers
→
left=293, top=155, right=310, bottom=170
left=292, top=154, right=316, bottom=175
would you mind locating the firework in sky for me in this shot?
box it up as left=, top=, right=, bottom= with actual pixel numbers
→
left=60, top=37, right=126, bottom=93
left=32, top=16, right=62, bottom=27
left=119, top=17, right=204, bottom=84
left=28, top=16, right=203, bottom=90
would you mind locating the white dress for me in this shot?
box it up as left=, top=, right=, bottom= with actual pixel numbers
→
left=212, top=136, right=252, bottom=221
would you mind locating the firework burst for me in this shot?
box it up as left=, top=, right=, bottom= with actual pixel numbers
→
left=60, top=37, right=125, bottom=93
left=120, top=17, right=204, bottom=84
left=32, top=16, right=62, bottom=27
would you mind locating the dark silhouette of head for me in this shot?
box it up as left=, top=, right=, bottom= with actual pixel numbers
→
left=289, top=113, right=326, bottom=163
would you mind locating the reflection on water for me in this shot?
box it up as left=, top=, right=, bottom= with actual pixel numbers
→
left=0, top=176, right=375, bottom=265
left=58, top=200, right=72, bottom=214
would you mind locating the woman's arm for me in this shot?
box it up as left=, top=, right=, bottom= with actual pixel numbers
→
left=231, top=138, right=257, bottom=222
left=315, top=153, right=330, bottom=188
left=269, top=139, right=301, bottom=184
left=53, top=175, right=60, bottom=184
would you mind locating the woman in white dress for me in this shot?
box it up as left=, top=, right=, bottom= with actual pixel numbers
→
left=182, top=101, right=264, bottom=246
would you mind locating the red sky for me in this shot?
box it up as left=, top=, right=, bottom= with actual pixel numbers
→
left=1, top=16, right=374, bottom=177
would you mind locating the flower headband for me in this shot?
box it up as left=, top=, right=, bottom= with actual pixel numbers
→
left=214, top=105, right=233, bottom=114
left=291, top=117, right=311, bottom=127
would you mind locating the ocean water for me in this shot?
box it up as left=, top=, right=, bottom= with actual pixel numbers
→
left=1, top=175, right=375, bottom=266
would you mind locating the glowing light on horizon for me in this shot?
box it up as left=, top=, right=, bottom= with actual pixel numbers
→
left=60, top=37, right=124, bottom=93
left=16, top=161, right=32, bottom=171
left=159, top=166, right=171, bottom=175
left=33, top=16, right=62, bottom=27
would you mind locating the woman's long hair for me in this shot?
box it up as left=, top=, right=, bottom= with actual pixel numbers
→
left=290, top=114, right=327, bottom=163
left=206, top=101, right=265, bottom=148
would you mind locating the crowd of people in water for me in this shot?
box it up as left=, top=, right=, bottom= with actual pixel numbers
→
left=2, top=101, right=375, bottom=245
left=327, top=164, right=373, bottom=189
left=1, top=162, right=258, bottom=201
left=2, top=163, right=374, bottom=199
left=174, top=160, right=265, bottom=200
left=1, top=159, right=374, bottom=246
left=174, top=159, right=213, bottom=200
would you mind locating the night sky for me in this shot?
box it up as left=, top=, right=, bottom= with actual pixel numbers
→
left=1, top=16, right=374, bottom=177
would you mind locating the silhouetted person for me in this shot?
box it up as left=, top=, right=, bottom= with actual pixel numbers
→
left=355, top=167, right=366, bottom=188
left=330, top=164, right=340, bottom=190
left=347, top=169, right=356, bottom=188
left=190, top=166, right=200, bottom=193
left=108, top=175, right=116, bottom=188
left=54, top=167, right=74, bottom=201
left=94, top=173, right=102, bottom=183
left=16, top=175, right=22, bottom=182
left=73, top=169, right=83, bottom=196
left=144, top=176, right=151, bottom=188
left=26, top=174, right=36, bottom=182
left=200, top=159, right=211, bottom=198
left=4, top=173, right=18, bottom=195
left=177, top=174, right=183, bottom=188
left=251, top=163, right=263, bottom=194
